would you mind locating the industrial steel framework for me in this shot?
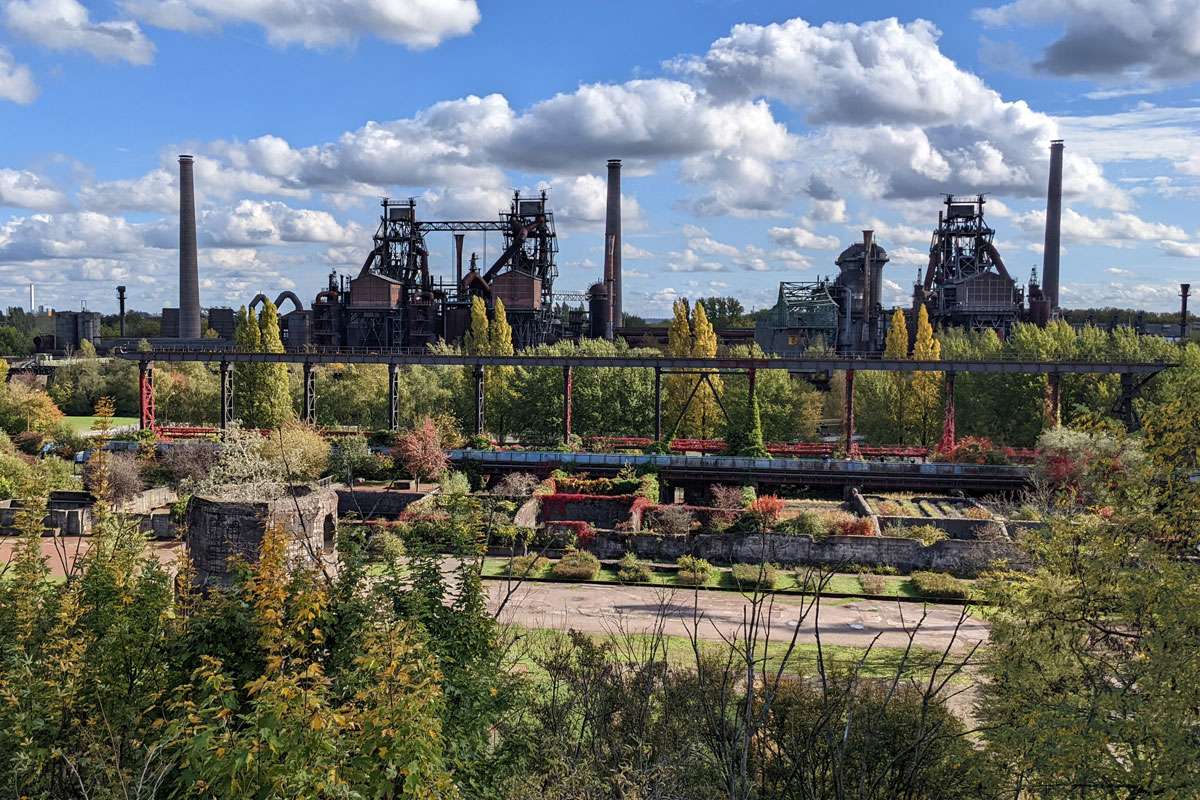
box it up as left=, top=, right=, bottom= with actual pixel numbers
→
left=119, top=347, right=1172, bottom=454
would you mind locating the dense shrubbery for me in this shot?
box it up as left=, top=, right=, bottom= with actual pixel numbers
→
left=775, top=510, right=825, bottom=537
left=909, top=570, right=971, bottom=599
left=645, top=503, right=695, bottom=536
left=551, top=547, right=600, bottom=580
left=507, top=553, right=549, bottom=578
left=676, top=554, right=714, bottom=585
left=731, top=561, right=779, bottom=590
left=616, top=552, right=653, bottom=583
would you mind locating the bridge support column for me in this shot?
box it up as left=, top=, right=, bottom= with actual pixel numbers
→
left=1118, top=372, right=1138, bottom=431
left=1044, top=373, right=1062, bottom=429
left=562, top=366, right=573, bottom=444
left=939, top=371, right=956, bottom=454
left=843, top=369, right=857, bottom=457
left=388, top=363, right=400, bottom=432
left=302, top=361, right=316, bottom=425
left=473, top=364, right=485, bottom=436
left=653, top=366, right=662, bottom=442
left=138, top=360, right=155, bottom=431
left=219, top=361, right=233, bottom=430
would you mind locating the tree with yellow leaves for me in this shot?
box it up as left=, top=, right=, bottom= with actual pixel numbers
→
left=463, top=296, right=489, bottom=356
left=911, top=304, right=942, bottom=447
left=663, top=298, right=693, bottom=438
left=690, top=301, right=724, bottom=439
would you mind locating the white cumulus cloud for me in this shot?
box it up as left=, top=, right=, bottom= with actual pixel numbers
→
left=6, top=0, right=155, bottom=64
left=0, top=46, right=36, bottom=103
left=122, top=0, right=480, bottom=49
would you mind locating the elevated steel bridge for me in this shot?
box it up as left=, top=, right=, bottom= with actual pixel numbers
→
left=114, top=346, right=1174, bottom=449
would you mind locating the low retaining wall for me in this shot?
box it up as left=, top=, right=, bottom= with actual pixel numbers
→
left=539, top=494, right=640, bottom=529
left=498, top=530, right=1028, bottom=577
left=336, top=486, right=430, bottom=519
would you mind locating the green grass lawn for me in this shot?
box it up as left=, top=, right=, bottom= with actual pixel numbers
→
left=482, top=557, right=950, bottom=601
left=63, top=415, right=139, bottom=434
left=504, top=626, right=947, bottom=680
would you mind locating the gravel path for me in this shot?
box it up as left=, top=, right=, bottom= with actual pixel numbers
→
left=487, top=579, right=988, bottom=652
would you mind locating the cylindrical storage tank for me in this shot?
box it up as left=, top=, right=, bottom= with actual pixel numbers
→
left=588, top=282, right=610, bottom=339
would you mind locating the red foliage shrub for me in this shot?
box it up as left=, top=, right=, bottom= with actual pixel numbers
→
left=749, top=495, right=785, bottom=526
left=834, top=516, right=877, bottom=537
left=939, top=436, right=1011, bottom=465
left=393, top=417, right=449, bottom=483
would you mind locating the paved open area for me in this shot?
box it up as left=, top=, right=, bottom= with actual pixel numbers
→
left=487, top=579, right=988, bottom=652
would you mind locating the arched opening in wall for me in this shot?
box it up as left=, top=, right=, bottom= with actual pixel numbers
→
left=322, top=515, right=336, bottom=553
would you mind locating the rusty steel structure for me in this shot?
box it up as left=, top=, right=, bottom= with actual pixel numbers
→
left=913, top=194, right=1041, bottom=336
left=253, top=159, right=629, bottom=352
left=277, top=191, right=578, bottom=351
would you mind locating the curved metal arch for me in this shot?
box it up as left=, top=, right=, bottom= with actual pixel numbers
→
left=274, top=291, right=304, bottom=313
left=248, top=293, right=270, bottom=311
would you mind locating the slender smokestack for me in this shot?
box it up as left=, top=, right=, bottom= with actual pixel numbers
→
left=178, top=155, right=201, bottom=338
left=117, top=285, right=127, bottom=337
left=453, top=233, right=465, bottom=287
left=1181, top=283, right=1191, bottom=341
left=28, top=283, right=34, bottom=313
left=605, top=159, right=622, bottom=329
left=862, top=230, right=876, bottom=347
left=1042, top=140, right=1064, bottom=312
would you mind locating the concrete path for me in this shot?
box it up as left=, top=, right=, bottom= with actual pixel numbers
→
left=487, top=579, right=988, bottom=653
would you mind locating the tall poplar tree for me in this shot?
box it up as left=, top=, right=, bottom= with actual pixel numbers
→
left=486, top=298, right=515, bottom=437
left=691, top=301, right=724, bottom=439
left=256, top=300, right=294, bottom=429
left=233, top=305, right=262, bottom=424
left=464, top=296, right=489, bottom=356
left=910, top=305, right=942, bottom=447
left=884, top=308, right=911, bottom=440
left=663, top=299, right=694, bottom=438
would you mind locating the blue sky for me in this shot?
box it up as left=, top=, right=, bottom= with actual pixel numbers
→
left=0, top=0, right=1198, bottom=317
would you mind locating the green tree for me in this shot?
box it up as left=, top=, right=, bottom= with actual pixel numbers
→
left=696, top=296, right=747, bottom=328
left=463, top=296, right=489, bottom=356
left=982, top=514, right=1200, bottom=797
left=256, top=300, right=294, bottom=428
left=690, top=301, right=724, bottom=439
left=663, top=298, right=693, bottom=439
left=911, top=305, right=942, bottom=447
left=233, top=305, right=262, bottom=423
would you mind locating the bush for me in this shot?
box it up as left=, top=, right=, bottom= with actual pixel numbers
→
left=617, top=553, right=653, bottom=583
left=493, top=472, right=540, bottom=496
left=875, top=500, right=903, bottom=516
left=909, top=571, right=970, bottom=599
left=439, top=470, right=471, bottom=496
left=551, top=548, right=600, bottom=581
left=858, top=573, right=887, bottom=595
left=161, top=440, right=219, bottom=483
left=776, top=510, right=824, bottom=538
left=676, top=555, right=714, bottom=586
left=890, top=523, right=948, bottom=546
left=259, top=422, right=331, bottom=482
left=507, top=554, right=550, bottom=578
left=327, top=434, right=377, bottom=482
left=13, top=430, right=44, bottom=456
left=647, top=504, right=695, bottom=537
left=84, top=452, right=145, bottom=504
left=962, top=506, right=993, bottom=520
left=748, top=495, right=785, bottom=526
left=710, top=484, right=747, bottom=509
left=833, top=516, right=876, bottom=537
left=731, top=562, right=779, bottom=590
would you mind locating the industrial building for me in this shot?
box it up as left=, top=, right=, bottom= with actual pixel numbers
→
left=757, top=141, right=1065, bottom=356
left=250, top=160, right=627, bottom=351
